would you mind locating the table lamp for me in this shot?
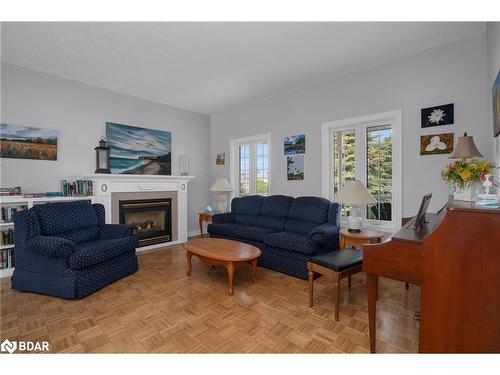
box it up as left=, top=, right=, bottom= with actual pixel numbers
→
left=335, top=180, right=377, bottom=232
left=210, top=178, right=233, bottom=212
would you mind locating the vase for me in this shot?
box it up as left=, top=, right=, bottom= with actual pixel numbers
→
left=453, top=182, right=479, bottom=201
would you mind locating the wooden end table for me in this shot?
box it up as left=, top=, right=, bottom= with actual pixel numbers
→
left=198, top=212, right=214, bottom=237
left=184, top=238, right=262, bottom=296
left=339, top=228, right=384, bottom=250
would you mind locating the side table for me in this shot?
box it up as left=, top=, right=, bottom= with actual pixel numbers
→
left=198, top=212, right=214, bottom=237
left=339, top=228, right=384, bottom=250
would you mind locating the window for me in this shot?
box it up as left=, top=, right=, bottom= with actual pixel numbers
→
left=322, top=111, right=401, bottom=230
left=230, top=133, right=271, bottom=197
left=332, top=129, right=356, bottom=217
left=366, top=125, right=393, bottom=221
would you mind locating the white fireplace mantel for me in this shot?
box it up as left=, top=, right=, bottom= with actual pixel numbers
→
left=85, top=174, right=194, bottom=251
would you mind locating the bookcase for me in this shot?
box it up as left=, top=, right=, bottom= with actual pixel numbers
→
left=0, top=196, right=93, bottom=278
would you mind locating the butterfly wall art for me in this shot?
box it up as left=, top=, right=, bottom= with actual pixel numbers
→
left=420, top=133, right=454, bottom=155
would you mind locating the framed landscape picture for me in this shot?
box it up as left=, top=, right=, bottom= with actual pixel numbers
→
left=284, top=134, right=305, bottom=155
left=0, top=123, right=58, bottom=160
left=420, top=133, right=454, bottom=156
left=421, top=103, right=454, bottom=128
left=287, top=154, right=304, bottom=180
left=106, top=122, right=171, bottom=175
left=216, top=152, right=225, bottom=165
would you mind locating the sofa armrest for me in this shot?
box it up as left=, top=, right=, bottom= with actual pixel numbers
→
left=212, top=213, right=234, bottom=224
left=100, top=224, right=134, bottom=239
left=308, top=223, right=340, bottom=245
left=27, top=236, right=78, bottom=258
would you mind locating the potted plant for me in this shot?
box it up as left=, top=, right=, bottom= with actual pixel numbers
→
left=441, top=158, right=494, bottom=201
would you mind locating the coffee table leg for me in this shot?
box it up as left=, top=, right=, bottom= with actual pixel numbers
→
left=226, top=261, right=235, bottom=296
left=186, top=251, right=193, bottom=276
left=251, top=259, right=257, bottom=282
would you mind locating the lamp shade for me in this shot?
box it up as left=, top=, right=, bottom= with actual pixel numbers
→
left=335, top=180, right=377, bottom=205
left=449, top=132, right=483, bottom=158
left=210, top=178, right=233, bottom=192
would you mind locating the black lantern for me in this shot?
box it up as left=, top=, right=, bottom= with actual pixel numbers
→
left=95, top=137, right=111, bottom=174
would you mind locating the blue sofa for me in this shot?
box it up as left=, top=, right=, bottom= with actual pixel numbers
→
left=207, top=195, right=340, bottom=279
left=12, top=201, right=138, bottom=299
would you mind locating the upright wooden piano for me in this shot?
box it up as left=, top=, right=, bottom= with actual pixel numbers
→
left=363, top=197, right=500, bottom=353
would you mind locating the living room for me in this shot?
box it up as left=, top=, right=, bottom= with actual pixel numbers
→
left=1, top=1, right=500, bottom=373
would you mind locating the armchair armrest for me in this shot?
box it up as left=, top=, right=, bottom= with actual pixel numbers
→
left=212, top=213, right=234, bottom=224
left=100, top=224, right=134, bottom=239
left=27, top=236, right=78, bottom=258
left=308, top=223, right=340, bottom=245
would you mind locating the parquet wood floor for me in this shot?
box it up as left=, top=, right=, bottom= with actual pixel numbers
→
left=0, top=240, right=420, bottom=353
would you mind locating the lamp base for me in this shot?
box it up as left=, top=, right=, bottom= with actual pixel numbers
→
left=347, top=215, right=362, bottom=232
left=95, top=169, right=111, bottom=174
left=347, top=228, right=362, bottom=233
left=215, top=193, right=228, bottom=213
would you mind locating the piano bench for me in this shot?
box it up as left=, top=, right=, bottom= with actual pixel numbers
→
left=307, top=248, right=363, bottom=321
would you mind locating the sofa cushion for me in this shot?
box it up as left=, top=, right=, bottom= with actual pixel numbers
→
left=264, top=231, right=318, bottom=255
left=285, top=196, right=331, bottom=234
left=285, top=219, right=320, bottom=234
left=207, top=223, right=246, bottom=238
left=57, top=226, right=101, bottom=244
left=33, top=201, right=98, bottom=236
left=237, top=226, right=277, bottom=242
left=256, top=195, right=294, bottom=230
left=287, top=196, right=330, bottom=222
left=232, top=195, right=265, bottom=226
left=68, top=237, right=138, bottom=270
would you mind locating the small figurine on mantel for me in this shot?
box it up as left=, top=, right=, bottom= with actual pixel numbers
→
left=476, top=173, right=499, bottom=207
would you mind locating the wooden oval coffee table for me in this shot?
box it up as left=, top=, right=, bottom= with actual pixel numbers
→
left=184, top=238, right=262, bottom=296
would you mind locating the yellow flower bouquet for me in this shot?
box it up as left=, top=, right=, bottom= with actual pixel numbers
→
left=441, top=158, right=493, bottom=190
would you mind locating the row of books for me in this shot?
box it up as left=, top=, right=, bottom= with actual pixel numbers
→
left=1, top=229, right=14, bottom=246
left=1, top=205, right=28, bottom=223
left=0, top=249, right=14, bottom=269
left=61, top=180, right=94, bottom=197
left=0, top=186, right=22, bottom=196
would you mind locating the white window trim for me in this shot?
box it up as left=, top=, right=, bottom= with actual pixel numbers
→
left=321, top=110, right=402, bottom=232
left=229, top=132, right=272, bottom=198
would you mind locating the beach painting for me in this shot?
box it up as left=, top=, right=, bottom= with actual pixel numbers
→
left=106, top=122, right=171, bottom=175
left=0, top=123, right=58, bottom=160
left=284, top=134, right=305, bottom=155
left=287, top=154, right=304, bottom=180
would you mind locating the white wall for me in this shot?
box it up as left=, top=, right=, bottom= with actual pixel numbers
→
left=486, top=23, right=500, bottom=184
left=0, top=63, right=211, bottom=232
left=210, top=33, right=491, bottom=216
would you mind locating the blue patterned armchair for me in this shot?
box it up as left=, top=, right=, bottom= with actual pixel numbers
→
left=208, top=195, right=341, bottom=279
left=12, top=201, right=138, bottom=299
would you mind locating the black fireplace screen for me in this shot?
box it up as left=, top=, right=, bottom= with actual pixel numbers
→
left=119, top=198, right=172, bottom=247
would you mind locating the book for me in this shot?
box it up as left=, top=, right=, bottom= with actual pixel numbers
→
left=60, top=179, right=94, bottom=197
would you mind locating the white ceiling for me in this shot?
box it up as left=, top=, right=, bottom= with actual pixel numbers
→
left=1, top=22, right=485, bottom=115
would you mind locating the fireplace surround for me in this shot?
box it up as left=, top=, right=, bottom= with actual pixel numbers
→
left=87, top=174, right=194, bottom=251
left=119, top=198, right=172, bottom=247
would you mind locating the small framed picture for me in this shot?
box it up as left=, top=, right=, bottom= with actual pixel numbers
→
left=420, top=133, right=454, bottom=156
left=216, top=152, right=225, bottom=165
left=284, top=134, right=305, bottom=155
left=421, top=103, right=454, bottom=128
left=287, top=154, right=304, bottom=180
